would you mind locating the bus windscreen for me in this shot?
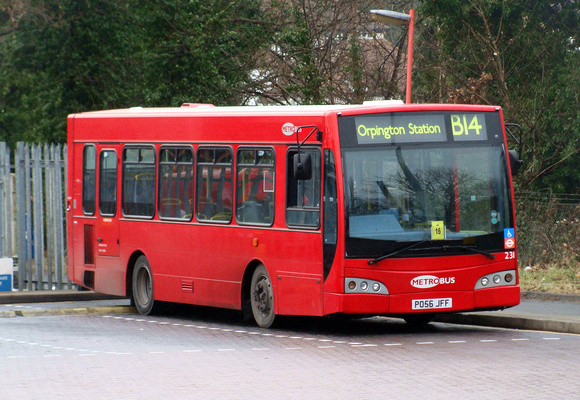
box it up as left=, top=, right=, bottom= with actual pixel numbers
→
left=339, top=111, right=512, bottom=259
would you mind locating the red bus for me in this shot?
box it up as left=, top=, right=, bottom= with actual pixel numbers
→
left=67, top=102, right=520, bottom=327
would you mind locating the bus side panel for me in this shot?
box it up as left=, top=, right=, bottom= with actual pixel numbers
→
left=276, top=275, right=322, bottom=315
left=93, top=255, right=127, bottom=296
left=117, top=220, right=325, bottom=316
left=153, top=273, right=241, bottom=309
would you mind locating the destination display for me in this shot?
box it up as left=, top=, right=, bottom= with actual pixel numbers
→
left=450, top=113, right=488, bottom=141
left=354, top=113, right=488, bottom=145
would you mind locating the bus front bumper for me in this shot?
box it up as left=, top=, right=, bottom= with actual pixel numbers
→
left=332, top=286, right=520, bottom=315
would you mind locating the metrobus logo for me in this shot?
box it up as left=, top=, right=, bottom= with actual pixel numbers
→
left=282, top=122, right=296, bottom=136
left=410, top=275, right=455, bottom=289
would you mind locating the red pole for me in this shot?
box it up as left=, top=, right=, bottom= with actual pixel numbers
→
left=405, top=9, right=415, bottom=104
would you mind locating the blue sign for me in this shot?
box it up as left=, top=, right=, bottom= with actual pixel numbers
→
left=504, top=228, right=515, bottom=239
left=0, top=274, right=11, bottom=292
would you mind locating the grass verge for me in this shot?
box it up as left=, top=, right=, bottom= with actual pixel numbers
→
left=516, top=196, right=580, bottom=295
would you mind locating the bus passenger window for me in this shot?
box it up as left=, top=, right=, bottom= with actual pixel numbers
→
left=286, top=148, right=321, bottom=228
left=158, top=147, right=194, bottom=220
left=235, top=148, right=275, bottom=225
left=122, top=146, right=156, bottom=218
left=99, top=150, right=117, bottom=216
left=82, top=145, right=96, bottom=215
left=195, top=146, right=233, bottom=222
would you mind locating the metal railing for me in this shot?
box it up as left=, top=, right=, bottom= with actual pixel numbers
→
left=0, top=142, right=70, bottom=290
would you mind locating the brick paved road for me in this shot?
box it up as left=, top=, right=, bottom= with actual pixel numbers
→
left=1, top=308, right=579, bottom=399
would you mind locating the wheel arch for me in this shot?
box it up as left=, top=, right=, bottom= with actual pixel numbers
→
left=125, top=250, right=146, bottom=299
left=241, top=259, right=269, bottom=320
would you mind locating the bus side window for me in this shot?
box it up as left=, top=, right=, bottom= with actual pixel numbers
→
left=235, top=148, right=275, bottom=225
left=99, top=150, right=117, bottom=216
left=122, top=146, right=156, bottom=218
left=82, top=145, right=96, bottom=215
left=158, top=146, right=194, bottom=220
left=286, top=148, right=321, bottom=228
left=195, top=146, right=233, bottom=222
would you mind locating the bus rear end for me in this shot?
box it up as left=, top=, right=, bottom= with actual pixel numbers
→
left=331, top=105, right=519, bottom=322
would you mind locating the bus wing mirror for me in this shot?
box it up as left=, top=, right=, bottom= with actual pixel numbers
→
left=508, top=150, right=523, bottom=176
left=293, top=153, right=312, bottom=180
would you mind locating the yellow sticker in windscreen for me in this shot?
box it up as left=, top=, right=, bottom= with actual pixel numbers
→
left=431, top=221, right=445, bottom=240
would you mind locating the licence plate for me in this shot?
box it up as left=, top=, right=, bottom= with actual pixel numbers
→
left=412, top=298, right=453, bottom=310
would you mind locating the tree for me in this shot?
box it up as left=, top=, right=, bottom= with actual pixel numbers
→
left=0, top=0, right=268, bottom=144
left=1, top=0, right=142, bottom=143
left=248, top=0, right=413, bottom=105
left=133, top=0, right=268, bottom=107
left=416, top=0, right=579, bottom=193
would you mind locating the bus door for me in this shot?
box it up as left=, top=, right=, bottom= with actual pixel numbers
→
left=278, top=147, right=324, bottom=316
left=95, top=148, right=120, bottom=258
left=71, top=144, right=97, bottom=275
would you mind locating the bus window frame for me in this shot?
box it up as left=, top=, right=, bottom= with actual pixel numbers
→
left=158, top=144, right=195, bottom=222
left=121, top=144, right=157, bottom=219
left=98, top=148, right=118, bottom=217
left=82, top=144, right=97, bottom=216
left=235, top=146, right=276, bottom=227
left=285, top=146, right=322, bottom=229
left=195, top=145, right=234, bottom=224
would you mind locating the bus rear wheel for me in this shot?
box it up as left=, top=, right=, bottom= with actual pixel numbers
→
left=132, top=255, right=156, bottom=315
left=250, top=264, right=275, bottom=328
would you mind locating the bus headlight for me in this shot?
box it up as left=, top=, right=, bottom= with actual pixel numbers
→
left=475, top=270, right=516, bottom=290
left=345, top=278, right=388, bottom=295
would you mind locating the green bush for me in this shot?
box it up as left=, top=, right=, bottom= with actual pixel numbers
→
left=516, top=194, right=580, bottom=293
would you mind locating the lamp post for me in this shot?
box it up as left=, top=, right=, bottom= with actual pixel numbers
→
left=370, top=9, right=415, bottom=104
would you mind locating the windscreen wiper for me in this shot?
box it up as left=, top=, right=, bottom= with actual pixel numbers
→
left=368, top=240, right=429, bottom=265
left=368, top=241, right=495, bottom=265
left=450, top=245, right=496, bottom=259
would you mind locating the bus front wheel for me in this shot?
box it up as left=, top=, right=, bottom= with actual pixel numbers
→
left=250, top=264, right=275, bottom=328
left=132, top=255, right=156, bottom=315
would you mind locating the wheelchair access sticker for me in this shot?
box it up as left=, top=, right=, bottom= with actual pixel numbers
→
left=504, top=228, right=515, bottom=249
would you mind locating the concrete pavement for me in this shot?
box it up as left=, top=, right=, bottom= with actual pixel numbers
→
left=0, top=291, right=133, bottom=318
left=1, top=290, right=579, bottom=334
left=435, top=292, right=580, bottom=335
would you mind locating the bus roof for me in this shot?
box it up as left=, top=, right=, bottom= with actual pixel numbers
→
left=69, top=102, right=501, bottom=119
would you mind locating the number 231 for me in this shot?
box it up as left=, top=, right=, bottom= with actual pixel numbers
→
left=505, top=251, right=516, bottom=260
